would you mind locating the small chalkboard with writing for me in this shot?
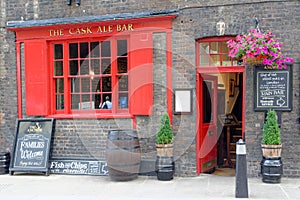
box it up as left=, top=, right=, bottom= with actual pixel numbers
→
left=49, top=158, right=108, bottom=176
left=218, top=113, right=239, bottom=126
left=9, top=118, right=54, bottom=175
left=254, top=64, right=292, bottom=111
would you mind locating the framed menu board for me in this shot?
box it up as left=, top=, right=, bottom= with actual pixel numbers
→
left=9, top=118, right=54, bottom=175
left=254, top=65, right=292, bottom=111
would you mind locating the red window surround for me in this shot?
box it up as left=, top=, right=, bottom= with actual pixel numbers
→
left=10, top=16, right=175, bottom=119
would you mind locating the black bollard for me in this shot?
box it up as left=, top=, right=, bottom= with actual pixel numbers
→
left=235, top=139, right=249, bottom=198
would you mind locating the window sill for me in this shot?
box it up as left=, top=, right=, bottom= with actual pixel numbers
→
left=47, top=113, right=133, bottom=119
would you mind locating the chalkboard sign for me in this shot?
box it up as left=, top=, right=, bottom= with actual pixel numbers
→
left=50, top=159, right=108, bottom=176
left=254, top=65, right=292, bottom=111
left=218, top=113, right=239, bottom=126
left=9, top=118, right=54, bottom=175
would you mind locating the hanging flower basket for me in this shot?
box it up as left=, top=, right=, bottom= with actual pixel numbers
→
left=227, top=29, right=294, bottom=69
left=245, top=57, right=263, bottom=65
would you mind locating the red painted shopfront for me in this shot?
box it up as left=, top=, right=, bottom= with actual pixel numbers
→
left=8, top=12, right=247, bottom=176
left=9, top=15, right=175, bottom=124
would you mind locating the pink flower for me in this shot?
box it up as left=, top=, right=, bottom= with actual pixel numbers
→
left=226, top=29, right=294, bottom=69
left=285, top=57, right=294, bottom=63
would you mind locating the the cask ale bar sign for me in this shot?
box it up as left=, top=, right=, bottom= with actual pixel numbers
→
left=10, top=118, right=54, bottom=175
left=254, top=65, right=292, bottom=111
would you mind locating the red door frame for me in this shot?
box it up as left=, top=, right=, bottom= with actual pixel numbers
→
left=196, top=66, right=245, bottom=175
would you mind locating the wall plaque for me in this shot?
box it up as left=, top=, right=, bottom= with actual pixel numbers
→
left=9, top=118, right=54, bottom=175
left=254, top=65, right=292, bottom=111
left=174, top=89, right=192, bottom=114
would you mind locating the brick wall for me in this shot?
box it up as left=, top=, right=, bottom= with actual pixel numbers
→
left=52, top=118, right=132, bottom=159
left=1, top=0, right=299, bottom=177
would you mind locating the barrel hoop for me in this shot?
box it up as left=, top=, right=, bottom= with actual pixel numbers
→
left=107, top=137, right=139, bottom=141
left=108, top=162, right=140, bottom=167
left=106, top=146, right=140, bottom=151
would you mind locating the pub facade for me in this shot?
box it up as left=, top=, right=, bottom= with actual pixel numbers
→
left=0, top=0, right=299, bottom=177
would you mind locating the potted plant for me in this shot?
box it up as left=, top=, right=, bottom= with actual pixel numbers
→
left=155, top=112, right=174, bottom=181
left=261, top=109, right=282, bottom=158
left=227, top=29, right=294, bottom=69
left=260, top=109, right=283, bottom=183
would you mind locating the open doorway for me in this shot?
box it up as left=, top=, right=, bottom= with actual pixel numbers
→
left=196, top=71, right=244, bottom=176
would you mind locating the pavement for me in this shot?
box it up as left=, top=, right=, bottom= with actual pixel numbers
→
left=0, top=173, right=299, bottom=200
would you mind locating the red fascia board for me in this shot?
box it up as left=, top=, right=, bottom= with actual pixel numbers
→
left=7, top=15, right=177, bottom=40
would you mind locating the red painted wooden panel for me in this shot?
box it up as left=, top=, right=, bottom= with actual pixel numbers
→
left=25, top=40, right=49, bottom=116
left=129, top=33, right=153, bottom=115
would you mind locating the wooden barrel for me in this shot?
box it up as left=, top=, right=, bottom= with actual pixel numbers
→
left=0, top=152, right=10, bottom=175
left=156, top=156, right=174, bottom=181
left=106, top=130, right=141, bottom=181
left=261, top=157, right=283, bottom=183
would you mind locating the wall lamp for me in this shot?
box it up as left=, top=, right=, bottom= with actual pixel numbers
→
left=66, top=0, right=81, bottom=6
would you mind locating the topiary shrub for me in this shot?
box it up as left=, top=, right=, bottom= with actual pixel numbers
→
left=262, top=109, right=281, bottom=145
left=156, top=113, right=174, bottom=145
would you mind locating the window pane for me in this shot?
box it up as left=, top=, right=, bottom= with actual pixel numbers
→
left=102, top=94, right=111, bottom=104
left=200, top=54, right=209, bottom=66
left=69, top=43, right=78, bottom=58
left=118, top=76, right=128, bottom=91
left=69, top=60, right=78, bottom=75
left=102, top=77, right=111, bottom=92
left=200, top=42, right=209, bottom=54
left=94, top=93, right=101, bottom=109
left=92, top=78, right=100, bottom=92
left=102, top=59, right=111, bottom=74
left=80, top=95, right=94, bottom=109
left=54, top=61, right=63, bottom=76
left=56, top=78, right=64, bottom=93
left=210, top=42, right=219, bottom=54
left=119, top=93, right=128, bottom=109
left=80, top=60, right=89, bottom=75
left=203, top=81, right=212, bottom=123
left=56, top=94, right=64, bottom=110
left=81, top=78, right=90, bottom=93
left=71, top=94, right=80, bottom=110
left=91, top=59, right=100, bottom=74
left=222, top=55, right=232, bottom=66
left=117, top=40, right=127, bottom=56
left=82, top=94, right=90, bottom=103
left=117, top=57, right=127, bottom=73
left=71, top=78, right=79, bottom=93
left=90, top=42, right=100, bottom=58
left=54, top=44, right=63, bottom=59
left=101, top=41, right=111, bottom=57
left=222, top=42, right=229, bottom=53
left=80, top=42, right=89, bottom=58
left=211, top=55, right=220, bottom=66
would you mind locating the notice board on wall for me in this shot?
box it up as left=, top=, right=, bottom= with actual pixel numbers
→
left=254, top=65, right=292, bottom=111
left=9, top=118, right=54, bottom=175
